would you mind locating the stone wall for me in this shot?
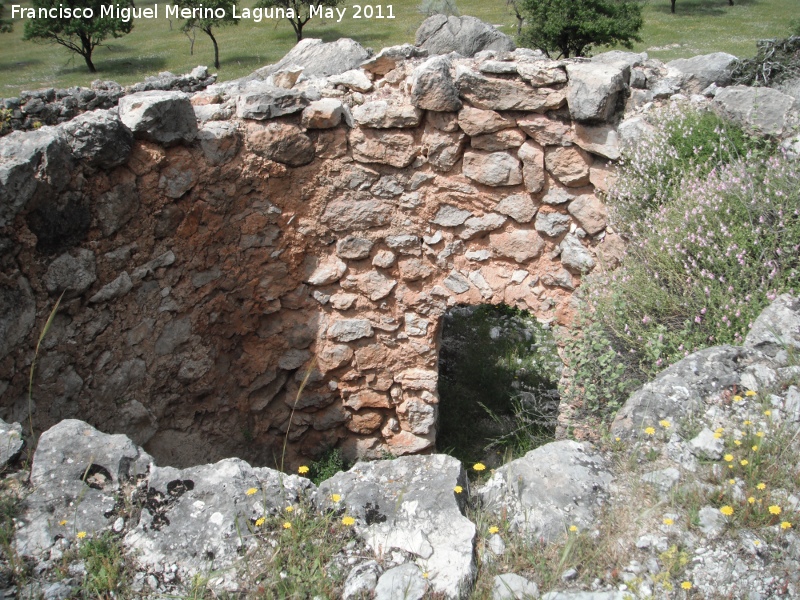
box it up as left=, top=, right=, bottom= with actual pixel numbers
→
left=2, top=40, right=762, bottom=469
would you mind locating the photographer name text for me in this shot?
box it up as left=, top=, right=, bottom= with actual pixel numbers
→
left=11, top=3, right=395, bottom=23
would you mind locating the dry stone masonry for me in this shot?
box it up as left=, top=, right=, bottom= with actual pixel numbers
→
left=1, top=33, right=797, bottom=469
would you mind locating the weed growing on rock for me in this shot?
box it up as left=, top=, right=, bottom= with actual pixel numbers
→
left=563, top=105, right=797, bottom=414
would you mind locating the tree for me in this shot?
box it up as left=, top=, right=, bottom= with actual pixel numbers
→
left=255, top=0, right=345, bottom=42
left=519, top=0, right=643, bottom=59
left=23, top=0, right=134, bottom=72
left=176, top=0, right=238, bottom=69
left=1, top=3, right=13, bottom=33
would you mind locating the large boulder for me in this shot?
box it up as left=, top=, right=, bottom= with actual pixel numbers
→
left=744, top=294, right=800, bottom=366
left=118, top=91, right=198, bottom=145
left=62, top=109, right=134, bottom=169
left=415, top=15, right=515, bottom=57
left=666, top=52, right=738, bottom=93
left=317, top=455, right=475, bottom=599
left=477, top=440, right=612, bottom=543
left=0, top=418, right=24, bottom=468
left=14, top=420, right=153, bottom=557
left=712, top=85, right=798, bottom=136
left=125, top=458, right=313, bottom=590
left=242, top=37, right=370, bottom=80
left=0, top=127, right=73, bottom=228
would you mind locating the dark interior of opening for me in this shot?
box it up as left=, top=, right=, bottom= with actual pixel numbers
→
left=436, top=304, right=562, bottom=468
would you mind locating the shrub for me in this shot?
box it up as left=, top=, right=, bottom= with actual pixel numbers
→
left=563, top=106, right=795, bottom=414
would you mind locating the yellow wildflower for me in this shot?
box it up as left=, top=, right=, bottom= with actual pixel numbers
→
left=745, top=390, right=757, bottom=397
left=743, top=420, right=752, bottom=426
left=283, top=522, right=292, bottom=529
left=298, top=465, right=309, bottom=474
left=422, top=572, right=429, bottom=579
left=245, top=487, right=258, bottom=496
left=454, top=485, right=463, bottom=494
left=285, top=506, right=294, bottom=512
left=342, top=516, right=356, bottom=526
left=740, top=459, right=749, bottom=466
left=769, top=505, right=782, bottom=515
left=714, top=432, right=722, bottom=439
left=58, top=520, right=67, bottom=526
left=756, top=431, right=764, bottom=438
left=757, top=482, right=766, bottom=490
left=681, top=581, right=693, bottom=590
left=754, top=540, right=761, bottom=546
left=488, top=526, right=500, bottom=534
left=663, top=518, right=674, bottom=526
left=734, top=440, right=742, bottom=446
left=724, top=454, right=733, bottom=462
left=569, top=525, right=578, bottom=532
left=331, top=494, right=342, bottom=502
left=733, top=395, right=743, bottom=402
left=720, top=506, right=734, bottom=516
left=748, top=497, right=755, bottom=504
left=77, top=531, right=87, bottom=539
left=729, top=479, right=736, bottom=485
left=255, top=517, right=265, bottom=527
left=659, top=420, right=671, bottom=428
left=752, top=445, right=759, bottom=452
left=715, top=427, right=724, bottom=434
left=781, top=521, right=792, bottom=530
left=644, top=427, right=655, bottom=435
left=614, top=437, right=621, bottom=442
left=473, top=463, right=486, bottom=471
left=764, top=410, right=772, bottom=417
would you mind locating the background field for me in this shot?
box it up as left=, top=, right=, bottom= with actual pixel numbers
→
left=0, top=0, right=797, bottom=96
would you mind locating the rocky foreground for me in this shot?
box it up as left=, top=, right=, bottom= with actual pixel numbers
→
left=0, top=294, right=799, bottom=599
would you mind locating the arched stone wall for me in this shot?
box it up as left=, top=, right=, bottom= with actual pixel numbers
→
left=0, top=49, right=629, bottom=469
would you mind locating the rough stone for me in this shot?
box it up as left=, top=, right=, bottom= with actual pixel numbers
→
left=301, top=98, right=345, bottom=129
left=713, top=85, right=798, bottom=136
left=317, top=455, right=475, bottom=599
left=545, top=146, right=591, bottom=187
left=517, top=114, right=573, bottom=146
left=328, top=319, right=374, bottom=342
left=328, top=69, right=373, bottom=92
left=422, top=128, right=467, bottom=171
left=744, top=294, right=800, bottom=365
left=306, top=256, right=347, bottom=285
left=118, top=91, right=198, bottom=145
left=489, top=229, right=545, bottom=263
left=535, top=211, right=571, bottom=237
left=495, top=193, right=536, bottom=223
left=433, top=204, right=472, bottom=227
left=89, top=271, right=133, bottom=303
left=243, top=37, right=370, bottom=80
left=323, top=196, right=393, bottom=231
left=0, top=418, right=24, bottom=468
left=459, top=213, right=507, bottom=239
left=462, top=151, right=523, bottom=186
left=456, top=67, right=566, bottom=112
left=0, top=276, right=35, bottom=360
left=567, top=194, right=607, bottom=235
left=350, top=128, right=417, bottom=167
left=458, top=106, right=515, bottom=136
left=517, top=140, right=546, bottom=193
left=336, top=236, right=374, bottom=260
left=343, top=561, right=381, bottom=599
left=352, top=101, right=423, bottom=129
left=471, top=129, right=526, bottom=151
left=411, top=56, right=462, bottom=112
left=565, top=63, right=625, bottom=122
left=559, top=234, right=595, bottom=273
left=196, top=121, right=241, bottom=165
left=415, top=14, right=515, bottom=57
left=362, top=44, right=428, bottom=76
left=246, top=122, right=315, bottom=167
left=492, top=573, right=540, bottom=600
left=667, top=52, right=738, bottom=93
left=477, top=440, right=612, bottom=543
left=63, top=109, right=134, bottom=169
left=374, top=563, right=426, bottom=600
left=572, top=123, right=620, bottom=161
left=159, top=165, right=197, bottom=198
left=43, top=249, right=97, bottom=297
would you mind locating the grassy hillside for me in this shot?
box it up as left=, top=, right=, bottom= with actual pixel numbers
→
left=0, top=0, right=797, bottom=96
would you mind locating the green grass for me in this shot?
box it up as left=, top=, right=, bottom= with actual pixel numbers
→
left=0, top=0, right=797, bottom=96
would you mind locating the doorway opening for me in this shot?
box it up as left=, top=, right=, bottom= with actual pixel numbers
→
left=436, top=304, right=562, bottom=468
